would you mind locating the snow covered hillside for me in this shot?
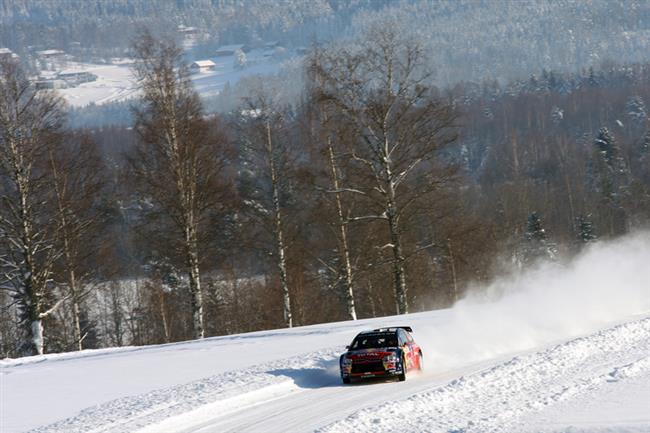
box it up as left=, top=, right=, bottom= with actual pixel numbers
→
left=2, top=233, right=649, bottom=433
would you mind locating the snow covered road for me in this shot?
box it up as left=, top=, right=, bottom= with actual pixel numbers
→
left=2, top=234, right=649, bottom=433
left=2, top=314, right=648, bottom=433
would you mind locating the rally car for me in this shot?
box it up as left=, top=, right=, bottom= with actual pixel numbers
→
left=339, top=326, right=423, bottom=384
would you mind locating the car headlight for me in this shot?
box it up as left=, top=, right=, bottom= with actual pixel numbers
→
left=341, top=356, right=352, bottom=367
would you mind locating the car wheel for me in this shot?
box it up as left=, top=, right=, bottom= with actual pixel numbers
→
left=342, top=377, right=351, bottom=384
left=418, top=351, right=423, bottom=370
left=398, top=356, right=406, bottom=381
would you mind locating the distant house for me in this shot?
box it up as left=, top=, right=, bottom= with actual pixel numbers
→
left=34, top=79, right=66, bottom=90
left=189, top=60, right=216, bottom=73
left=264, top=41, right=280, bottom=49
left=36, top=49, right=65, bottom=60
left=263, top=46, right=287, bottom=59
left=57, top=70, right=97, bottom=85
left=215, top=44, right=250, bottom=57
left=178, top=25, right=199, bottom=36
left=0, top=48, right=18, bottom=60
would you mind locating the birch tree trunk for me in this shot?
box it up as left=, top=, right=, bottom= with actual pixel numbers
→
left=266, top=121, right=292, bottom=328
left=327, top=145, right=357, bottom=320
left=186, top=225, right=205, bottom=338
left=386, top=195, right=408, bottom=314
left=49, top=150, right=83, bottom=351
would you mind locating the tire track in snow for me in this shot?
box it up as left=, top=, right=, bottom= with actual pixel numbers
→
left=318, top=316, right=650, bottom=433
left=27, top=349, right=341, bottom=433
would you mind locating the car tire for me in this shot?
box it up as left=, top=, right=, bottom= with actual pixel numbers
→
left=342, top=377, right=351, bottom=384
left=418, top=351, right=423, bottom=370
left=398, top=356, right=406, bottom=381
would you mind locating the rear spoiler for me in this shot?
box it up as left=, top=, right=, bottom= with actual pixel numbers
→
left=373, top=326, right=413, bottom=333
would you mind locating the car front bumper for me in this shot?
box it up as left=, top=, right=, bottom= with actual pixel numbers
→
left=340, top=361, right=404, bottom=380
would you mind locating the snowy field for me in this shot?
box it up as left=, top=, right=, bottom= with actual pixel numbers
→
left=1, top=232, right=649, bottom=433
left=47, top=50, right=287, bottom=108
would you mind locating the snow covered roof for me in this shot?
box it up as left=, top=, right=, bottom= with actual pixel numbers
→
left=218, top=44, right=245, bottom=51
left=216, top=44, right=250, bottom=54
left=0, top=48, right=12, bottom=54
left=37, top=49, right=65, bottom=56
left=58, top=70, right=92, bottom=76
left=190, top=60, right=216, bottom=68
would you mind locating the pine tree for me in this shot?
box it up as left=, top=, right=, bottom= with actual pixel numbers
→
left=594, top=127, right=617, bottom=167
left=576, top=214, right=597, bottom=244
left=551, top=106, right=564, bottom=124
left=626, top=96, right=647, bottom=125
left=587, top=67, right=599, bottom=87
left=641, top=130, right=650, bottom=155
left=591, top=127, right=629, bottom=200
left=521, top=212, right=557, bottom=264
left=525, top=212, right=546, bottom=242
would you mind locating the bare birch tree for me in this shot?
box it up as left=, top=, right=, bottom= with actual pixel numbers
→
left=310, top=22, right=458, bottom=314
left=0, top=59, right=66, bottom=355
left=239, top=89, right=296, bottom=328
left=130, top=32, right=231, bottom=339
left=324, top=139, right=357, bottom=320
left=305, top=101, right=358, bottom=321
left=48, top=133, right=106, bottom=351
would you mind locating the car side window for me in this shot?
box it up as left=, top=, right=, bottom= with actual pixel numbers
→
left=406, top=332, right=414, bottom=343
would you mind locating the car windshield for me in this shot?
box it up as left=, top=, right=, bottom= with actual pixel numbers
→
left=350, top=334, right=397, bottom=349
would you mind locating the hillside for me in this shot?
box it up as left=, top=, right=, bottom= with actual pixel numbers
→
left=2, top=1, right=650, bottom=84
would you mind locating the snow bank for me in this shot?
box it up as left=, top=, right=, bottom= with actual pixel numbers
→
left=416, top=230, right=650, bottom=370
left=320, top=316, right=650, bottom=433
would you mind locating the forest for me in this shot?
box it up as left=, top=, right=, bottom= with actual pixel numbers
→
left=1, top=20, right=649, bottom=358
left=2, top=0, right=650, bottom=84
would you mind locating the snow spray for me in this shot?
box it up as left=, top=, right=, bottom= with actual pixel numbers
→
left=414, top=230, right=650, bottom=370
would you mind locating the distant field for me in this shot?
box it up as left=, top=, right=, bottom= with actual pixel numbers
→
left=44, top=49, right=289, bottom=107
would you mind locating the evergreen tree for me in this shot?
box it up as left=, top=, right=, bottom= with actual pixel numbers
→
left=520, top=212, right=557, bottom=265
left=591, top=127, right=629, bottom=200
left=551, top=106, right=564, bottom=124
left=626, top=96, right=647, bottom=125
left=526, top=212, right=547, bottom=243
left=641, top=130, right=650, bottom=155
left=594, top=127, right=618, bottom=167
left=576, top=214, right=597, bottom=244
left=587, top=67, right=599, bottom=87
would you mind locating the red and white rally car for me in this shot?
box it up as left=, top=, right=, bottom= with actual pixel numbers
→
left=339, top=326, right=423, bottom=384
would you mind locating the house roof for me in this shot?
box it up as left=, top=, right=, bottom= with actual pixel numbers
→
left=179, top=26, right=198, bottom=33
left=58, top=70, right=91, bottom=76
left=216, top=44, right=246, bottom=52
left=37, top=49, right=65, bottom=56
left=191, top=60, right=216, bottom=67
